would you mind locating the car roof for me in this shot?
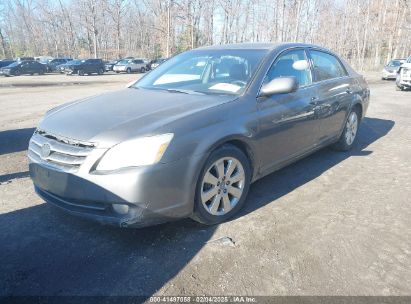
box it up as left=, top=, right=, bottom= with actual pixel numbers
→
left=196, top=42, right=326, bottom=51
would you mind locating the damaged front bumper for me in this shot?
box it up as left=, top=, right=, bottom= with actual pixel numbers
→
left=29, top=154, right=203, bottom=228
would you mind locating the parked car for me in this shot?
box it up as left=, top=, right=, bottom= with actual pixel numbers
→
left=28, top=43, right=370, bottom=228
left=62, top=59, right=105, bottom=75
left=113, top=59, right=147, bottom=73
left=0, top=60, right=47, bottom=76
left=16, top=57, right=35, bottom=62
left=105, top=60, right=120, bottom=72
left=0, top=59, right=15, bottom=68
left=382, top=59, right=405, bottom=80
left=396, top=56, right=411, bottom=91
left=150, top=58, right=167, bottom=69
left=47, top=58, right=72, bottom=72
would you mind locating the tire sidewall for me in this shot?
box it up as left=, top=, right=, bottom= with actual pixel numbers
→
left=193, top=145, right=251, bottom=225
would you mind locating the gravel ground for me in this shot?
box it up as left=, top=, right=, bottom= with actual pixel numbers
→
left=0, top=72, right=410, bottom=297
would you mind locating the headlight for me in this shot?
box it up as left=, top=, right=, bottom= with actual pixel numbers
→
left=96, top=133, right=173, bottom=171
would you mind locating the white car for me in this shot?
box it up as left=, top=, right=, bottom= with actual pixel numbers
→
left=396, top=56, right=411, bottom=91
left=382, top=59, right=405, bottom=80
left=113, top=59, right=146, bottom=73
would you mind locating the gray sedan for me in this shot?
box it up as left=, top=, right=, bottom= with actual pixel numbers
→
left=28, top=43, right=370, bottom=227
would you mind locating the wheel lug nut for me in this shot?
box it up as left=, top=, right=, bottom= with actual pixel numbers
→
left=217, top=182, right=220, bottom=186
left=218, top=190, right=221, bottom=194
left=226, top=181, right=230, bottom=185
left=223, top=189, right=227, bottom=193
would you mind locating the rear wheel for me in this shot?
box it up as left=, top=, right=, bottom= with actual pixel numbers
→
left=97, top=68, right=104, bottom=75
left=140, top=67, right=146, bottom=73
left=332, top=108, right=360, bottom=151
left=126, top=68, right=131, bottom=74
left=192, top=145, right=251, bottom=225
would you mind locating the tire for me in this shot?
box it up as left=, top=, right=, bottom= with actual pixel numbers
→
left=396, top=85, right=404, bottom=91
left=77, top=70, right=84, bottom=76
left=140, top=67, right=145, bottom=73
left=332, top=107, right=360, bottom=151
left=126, top=68, right=131, bottom=74
left=116, top=71, right=120, bottom=74
left=192, top=145, right=251, bottom=225
left=97, top=68, right=104, bottom=75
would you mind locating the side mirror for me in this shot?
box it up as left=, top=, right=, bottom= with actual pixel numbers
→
left=259, top=76, right=299, bottom=97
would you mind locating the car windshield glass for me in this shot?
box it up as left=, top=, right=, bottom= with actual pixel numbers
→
left=68, top=60, right=82, bottom=64
left=134, top=49, right=268, bottom=95
left=388, top=60, right=402, bottom=67
left=7, top=62, right=19, bottom=67
left=118, top=60, right=131, bottom=64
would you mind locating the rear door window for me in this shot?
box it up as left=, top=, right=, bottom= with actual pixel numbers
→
left=309, top=50, right=347, bottom=82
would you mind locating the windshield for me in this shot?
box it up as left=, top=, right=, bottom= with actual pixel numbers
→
left=7, top=62, right=20, bottom=67
left=134, top=49, right=268, bottom=95
left=118, top=59, right=131, bottom=65
left=388, top=60, right=403, bottom=67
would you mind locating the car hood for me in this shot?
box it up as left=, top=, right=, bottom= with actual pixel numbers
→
left=401, top=63, right=411, bottom=69
left=38, top=88, right=236, bottom=148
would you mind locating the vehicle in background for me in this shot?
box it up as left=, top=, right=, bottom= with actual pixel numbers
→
left=143, top=59, right=151, bottom=71
left=62, top=59, right=105, bottom=76
left=105, top=60, right=120, bottom=72
left=0, top=59, right=15, bottom=68
left=113, top=59, right=146, bottom=73
left=150, top=58, right=167, bottom=69
left=47, top=58, right=72, bottom=72
left=56, top=60, right=74, bottom=73
left=0, top=60, right=47, bottom=76
left=382, top=59, right=405, bottom=80
left=396, top=56, right=411, bottom=91
left=16, top=57, right=35, bottom=62
left=29, top=43, right=370, bottom=228
left=35, top=56, right=54, bottom=65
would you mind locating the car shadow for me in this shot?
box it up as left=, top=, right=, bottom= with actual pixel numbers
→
left=0, top=127, right=35, bottom=155
left=0, top=117, right=394, bottom=297
left=237, top=117, right=395, bottom=219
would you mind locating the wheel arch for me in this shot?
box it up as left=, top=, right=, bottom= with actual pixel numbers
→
left=204, top=135, right=257, bottom=182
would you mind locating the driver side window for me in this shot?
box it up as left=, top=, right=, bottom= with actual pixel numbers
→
left=264, top=49, right=312, bottom=87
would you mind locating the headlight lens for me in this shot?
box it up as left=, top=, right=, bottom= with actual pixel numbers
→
left=96, top=133, right=173, bottom=171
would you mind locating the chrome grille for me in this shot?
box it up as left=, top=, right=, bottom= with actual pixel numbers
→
left=28, top=130, right=95, bottom=172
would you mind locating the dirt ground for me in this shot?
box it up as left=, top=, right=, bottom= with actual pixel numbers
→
left=0, top=71, right=410, bottom=297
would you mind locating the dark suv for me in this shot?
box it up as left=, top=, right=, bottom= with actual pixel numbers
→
left=63, top=59, right=105, bottom=76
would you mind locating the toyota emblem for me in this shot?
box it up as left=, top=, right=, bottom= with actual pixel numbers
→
left=41, top=143, right=51, bottom=159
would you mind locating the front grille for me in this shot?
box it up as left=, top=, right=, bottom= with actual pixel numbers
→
left=28, top=129, right=95, bottom=172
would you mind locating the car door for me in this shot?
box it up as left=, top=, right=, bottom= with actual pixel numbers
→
left=20, top=62, right=30, bottom=74
left=257, top=48, right=321, bottom=173
left=308, top=49, right=354, bottom=143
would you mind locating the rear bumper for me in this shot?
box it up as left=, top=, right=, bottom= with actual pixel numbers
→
left=30, top=154, right=204, bottom=227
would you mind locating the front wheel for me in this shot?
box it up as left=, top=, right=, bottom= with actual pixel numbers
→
left=332, top=108, right=360, bottom=151
left=140, top=67, right=145, bottom=73
left=192, top=145, right=251, bottom=225
left=97, top=68, right=104, bottom=75
left=126, top=68, right=131, bottom=74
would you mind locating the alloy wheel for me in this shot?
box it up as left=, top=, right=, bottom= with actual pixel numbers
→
left=200, top=157, right=245, bottom=216
left=345, top=111, right=358, bottom=146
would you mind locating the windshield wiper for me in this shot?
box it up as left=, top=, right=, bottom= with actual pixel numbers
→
left=165, top=89, right=205, bottom=95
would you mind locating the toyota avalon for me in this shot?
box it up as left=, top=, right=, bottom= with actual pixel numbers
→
left=29, top=43, right=370, bottom=227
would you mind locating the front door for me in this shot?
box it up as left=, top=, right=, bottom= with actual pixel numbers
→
left=257, top=48, right=320, bottom=173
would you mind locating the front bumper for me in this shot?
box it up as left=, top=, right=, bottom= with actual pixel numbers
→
left=0, top=69, right=11, bottom=76
left=382, top=69, right=397, bottom=79
left=29, top=153, right=203, bottom=228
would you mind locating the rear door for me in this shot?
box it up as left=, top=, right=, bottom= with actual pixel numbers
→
left=307, top=49, right=354, bottom=143
left=257, top=48, right=320, bottom=172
